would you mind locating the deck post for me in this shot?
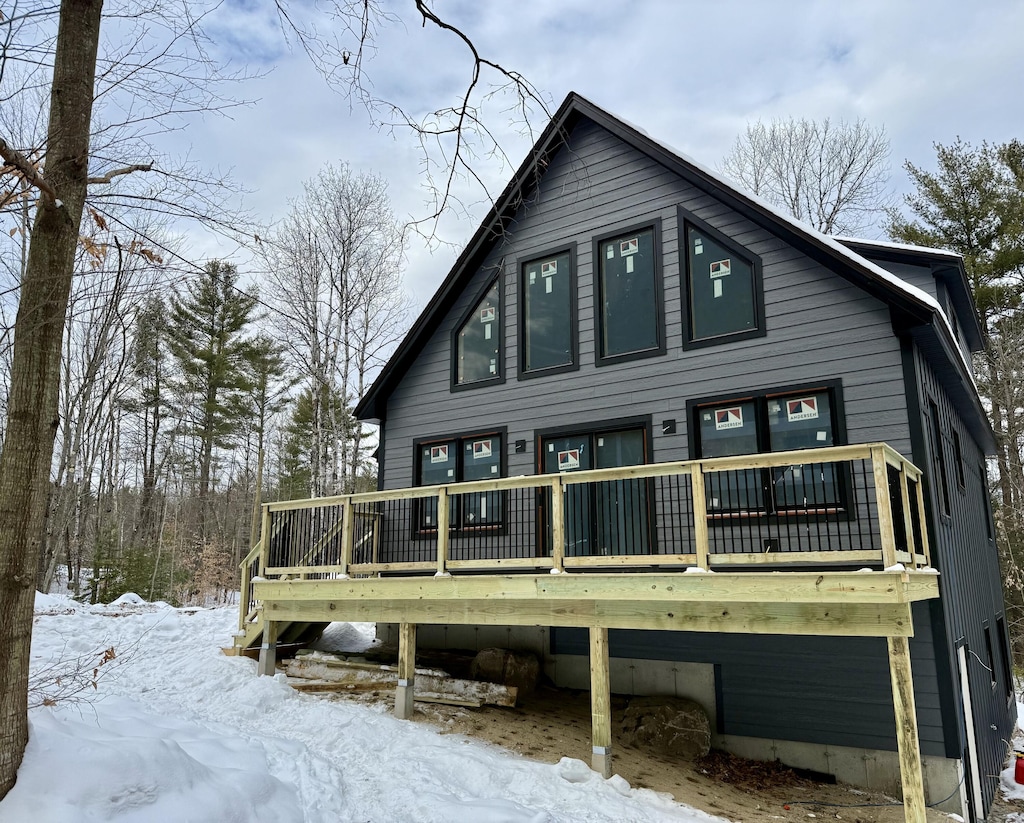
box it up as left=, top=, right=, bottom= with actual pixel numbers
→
left=871, top=446, right=898, bottom=567
left=589, top=626, right=612, bottom=778
left=396, top=622, right=417, bottom=719
left=259, top=504, right=271, bottom=576
left=690, top=463, right=710, bottom=570
left=339, top=497, right=354, bottom=577
left=887, top=635, right=927, bottom=823
left=550, top=476, right=565, bottom=572
left=897, top=469, right=917, bottom=569
left=257, top=620, right=279, bottom=677
left=436, top=489, right=450, bottom=577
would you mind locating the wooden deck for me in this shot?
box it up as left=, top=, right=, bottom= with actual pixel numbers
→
left=232, top=443, right=938, bottom=822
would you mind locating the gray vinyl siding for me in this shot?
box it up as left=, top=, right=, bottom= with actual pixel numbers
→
left=381, top=119, right=912, bottom=487
left=551, top=600, right=944, bottom=756
left=377, top=119, right=947, bottom=757
left=912, top=344, right=1014, bottom=812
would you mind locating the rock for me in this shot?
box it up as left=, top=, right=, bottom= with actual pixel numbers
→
left=470, top=648, right=540, bottom=696
left=618, top=696, right=711, bottom=760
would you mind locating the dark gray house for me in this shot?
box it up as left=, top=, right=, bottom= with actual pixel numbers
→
left=352, top=93, right=1013, bottom=818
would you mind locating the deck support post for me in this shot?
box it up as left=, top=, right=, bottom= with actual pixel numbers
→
left=257, top=620, right=279, bottom=677
left=396, top=622, right=417, bottom=719
left=887, top=635, right=927, bottom=823
left=589, top=626, right=612, bottom=778
left=690, top=463, right=710, bottom=570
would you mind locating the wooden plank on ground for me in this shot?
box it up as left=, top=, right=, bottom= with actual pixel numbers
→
left=285, top=657, right=518, bottom=707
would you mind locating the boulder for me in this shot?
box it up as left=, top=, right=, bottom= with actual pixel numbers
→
left=618, top=696, right=711, bottom=760
left=469, top=648, right=540, bottom=696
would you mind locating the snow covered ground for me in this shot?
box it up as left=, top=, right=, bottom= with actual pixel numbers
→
left=1, top=594, right=723, bottom=823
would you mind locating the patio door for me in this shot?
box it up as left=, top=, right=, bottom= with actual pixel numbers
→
left=541, top=426, right=650, bottom=556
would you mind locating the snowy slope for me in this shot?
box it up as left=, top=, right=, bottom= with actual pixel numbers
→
left=1, top=595, right=723, bottom=823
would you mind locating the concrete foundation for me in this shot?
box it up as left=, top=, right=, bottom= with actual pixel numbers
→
left=376, top=623, right=964, bottom=816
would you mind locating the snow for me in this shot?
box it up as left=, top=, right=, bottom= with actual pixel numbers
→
left=2, top=594, right=723, bottom=823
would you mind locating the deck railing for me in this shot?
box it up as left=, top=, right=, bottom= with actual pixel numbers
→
left=238, top=444, right=929, bottom=621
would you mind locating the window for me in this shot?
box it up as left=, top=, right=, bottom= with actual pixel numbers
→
left=681, top=211, right=763, bottom=347
left=520, top=247, right=577, bottom=376
left=595, top=222, right=664, bottom=363
left=691, top=384, right=844, bottom=515
left=453, top=280, right=502, bottom=388
left=927, top=400, right=950, bottom=516
left=952, top=429, right=966, bottom=489
left=415, top=431, right=504, bottom=531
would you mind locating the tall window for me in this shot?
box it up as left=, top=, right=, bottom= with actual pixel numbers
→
left=682, top=216, right=762, bottom=346
left=927, top=400, right=950, bottom=516
left=416, top=432, right=504, bottom=531
left=454, top=280, right=501, bottom=387
left=692, top=386, right=843, bottom=514
left=595, top=224, right=663, bottom=363
left=521, top=248, right=576, bottom=375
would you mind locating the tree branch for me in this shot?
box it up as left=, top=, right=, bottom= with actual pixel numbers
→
left=87, top=162, right=153, bottom=185
left=0, top=133, right=55, bottom=200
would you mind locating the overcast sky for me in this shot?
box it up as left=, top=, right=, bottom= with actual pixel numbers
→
left=182, top=0, right=1024, bottom=308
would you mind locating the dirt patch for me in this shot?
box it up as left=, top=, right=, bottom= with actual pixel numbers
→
left=318, top=679, right=958, bottom=823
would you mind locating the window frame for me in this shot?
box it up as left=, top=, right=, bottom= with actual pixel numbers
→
left=412, top=427, right=508, bottom=536
left=592, top=219, right=666, bottom=367
left=686, top=380, right=849, bottom=519
left=450, top=275, right=505, bottom=392
left=927, top=399, right=951, bottom=518
left=679, top=207, right=766, bottom=350
left=518, top=244, right=579, bottom=380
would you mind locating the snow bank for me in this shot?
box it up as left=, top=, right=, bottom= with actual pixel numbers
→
left=2, top=602, right=717, bottom=823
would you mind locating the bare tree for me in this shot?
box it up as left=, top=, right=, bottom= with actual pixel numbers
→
left=263, top=164, right=408, bottom=496
left=720, top=117, right=892, bottom=235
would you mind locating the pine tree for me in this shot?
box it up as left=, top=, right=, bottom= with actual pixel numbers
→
left=166, top=261, right=258, bottom=539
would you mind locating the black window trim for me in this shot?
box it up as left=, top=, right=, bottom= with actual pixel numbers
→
left=517, top=243, right=580, bottom=380
left=686, top=379, right=850, bottom=520
left=927, top=398, right=951, bottom=519
left=412, top=426, right=508, bottom=537
left=450, top=273, right=505, bottom=393
left=592, top=218, right=667, bottom=367
left=678, top=206, right=766, bottom=350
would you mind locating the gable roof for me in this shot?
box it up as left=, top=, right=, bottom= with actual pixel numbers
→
left=355, top=92, right=991, bottom=450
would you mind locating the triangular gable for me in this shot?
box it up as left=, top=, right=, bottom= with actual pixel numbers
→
left=355, top=92, right=978, bottom=431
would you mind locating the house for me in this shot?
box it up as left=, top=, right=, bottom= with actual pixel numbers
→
left=240, top=93, right=1013, bottom=821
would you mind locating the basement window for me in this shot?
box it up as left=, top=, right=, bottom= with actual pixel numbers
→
left=415, top=431, right=505, bottom=532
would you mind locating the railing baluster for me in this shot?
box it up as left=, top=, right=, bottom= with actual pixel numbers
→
left=259, top=504, right=271, bottom=577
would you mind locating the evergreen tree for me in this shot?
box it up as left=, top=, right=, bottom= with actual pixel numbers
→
left=166, top=261, right=258, bottom=538
left=887, top=138, right=1024, bottom=660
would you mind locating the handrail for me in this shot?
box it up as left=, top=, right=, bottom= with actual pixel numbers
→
left=238, top=539, right=262, bottom=633
left=251, top=442, right=930, bottom=581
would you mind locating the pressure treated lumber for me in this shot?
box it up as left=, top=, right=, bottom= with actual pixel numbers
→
left=589, top=627, right=612, bottom=778
left=887, top=636, right=926, bottom=823
left=396, top=623, right=416, bottom=719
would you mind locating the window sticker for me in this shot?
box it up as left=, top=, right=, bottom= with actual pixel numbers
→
left=816, top=431, right=828, bottom=441
left=488, top=358, right=496, bottom=374
left=606, top=245, right=614, bottom=260
left=430, top=445, right=449, bottom=463
left=715, top=407, right=744, bottom=430
left=472, top=439, right=492, bottom=459
left=480, top=306, right=496, bottom=323
left=557, top=449, right=580, bottom=471
left=545, top=278, right=553, bottom=294
left=625, top=255, right=634, bottom=274
left=619, top=237, right=639, bottom=256
left=713, top=280, right=723, bottom=299
left=709, top=259, right=732, bottom=278
left=541, top=260, right=558, bottom=277
left=484, top=323, right=492, bottom=340
left=529, top=270, right=536, bottom=284
left=694, top=237, right=704, bottom=255
left=787, top=397, right=819, bottom=421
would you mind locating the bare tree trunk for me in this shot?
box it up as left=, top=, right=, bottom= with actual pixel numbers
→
left=0, top=0, right=103, bottom=798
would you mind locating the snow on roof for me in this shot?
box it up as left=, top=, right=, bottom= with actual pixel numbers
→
left=832, top=235, right=963, bottom=260
left=593, top=99, right=976, bottom=385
